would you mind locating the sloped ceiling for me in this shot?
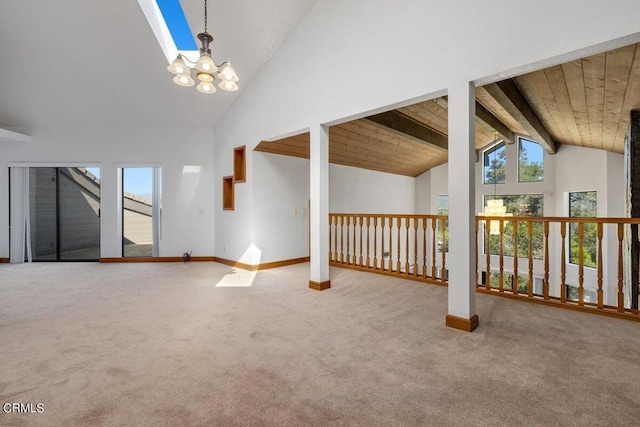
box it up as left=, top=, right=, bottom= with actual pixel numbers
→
left=0, top=0, right=317, bottom=130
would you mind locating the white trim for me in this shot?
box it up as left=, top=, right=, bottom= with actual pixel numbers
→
left=7, top=162, right=99, bottom=167
left=115, top=163, right=161, bottom=168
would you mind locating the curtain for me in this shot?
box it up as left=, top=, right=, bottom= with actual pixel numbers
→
left=9, top=167, right=31, bottom=263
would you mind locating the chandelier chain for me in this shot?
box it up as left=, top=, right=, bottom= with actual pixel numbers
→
left=204, top=0, right=208, bottom=33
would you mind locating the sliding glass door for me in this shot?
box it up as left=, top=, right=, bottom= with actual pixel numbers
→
left=28, top=167, right=101, bottom=261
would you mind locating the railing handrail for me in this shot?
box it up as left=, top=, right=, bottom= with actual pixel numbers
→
left=474, top=215, right=640, bottom=224
left=330, top=213, right=640, bottom=224
left=329, top=213, right=447, bottom=219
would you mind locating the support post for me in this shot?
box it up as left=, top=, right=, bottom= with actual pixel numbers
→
left=630, top=110, right=640, bottom=309
left=446, top=82, right=479, bottom=332
left=309, top=123, right=331, bottom=290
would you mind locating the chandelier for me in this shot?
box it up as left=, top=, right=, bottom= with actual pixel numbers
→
left=166, top=0, right=239, bottom=94
left=479, top=132, right=511, bottom=235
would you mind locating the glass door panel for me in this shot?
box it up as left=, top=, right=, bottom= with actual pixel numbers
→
left=29, top=167, right=57, bottom=261
left=122, top=167, right=154, bottom=257
left=59, top=168, right=101, bottom=260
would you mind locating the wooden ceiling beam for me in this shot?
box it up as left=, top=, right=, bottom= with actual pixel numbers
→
left=438, top=96, right=514, bottom=145
left=364, top=110, right=448, bottom=151
left=483, top=79, right=557, bottom=154
left=474, top=102, right=515, bottom=144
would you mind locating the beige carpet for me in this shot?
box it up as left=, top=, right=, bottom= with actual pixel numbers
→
left=1, top=262, right=640, bottom=426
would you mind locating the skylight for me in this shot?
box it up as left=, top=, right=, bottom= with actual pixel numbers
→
left=138, top=0, right=198, bottom=63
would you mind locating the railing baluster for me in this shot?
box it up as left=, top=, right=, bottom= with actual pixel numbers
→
left=397, top=217, right=401, bottom=272
left=499, top=219, right=504, bottom=292
left=365, top=216, right=370, bottom=268
left=485, top=220, right=491, bottom=290
left=339, top=216, right=344, bottom=264
left=405, top=217, right=410, bottom=275
left=423, top=218, right=428, bottom=278
left=381, top=217, right=386, bottom=270
left=561, top=221, right=567, bottom=303
left=597, top=222, right=603, bottom=309
left=358, top=217, right=363, bottom=266
left=544, top=221, right=550, bottom=301
left=441, top=217, right=447, bottom=281
left=413, top=218, right=418, bottom=277
left=528, top=221, right=533, bottom=298
left=578, top=222, right=584, bottom=306
left=329, top=215, right=333, bottom=262
left=431, top=218, right=437, bottom=279
left=513, top=220, right=519, bottom=295
left=346, top=216, right=351, bottom=265
left=618, top=223, right=625, bottom=312
left=389, top=218, right=394, bottom=272
left=373, top=217, right=378, bottom=270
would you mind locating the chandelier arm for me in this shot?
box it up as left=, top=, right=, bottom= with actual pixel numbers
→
left=177, top=54, right=197, bottom=66
left=214, top=61, right=231, bottom=68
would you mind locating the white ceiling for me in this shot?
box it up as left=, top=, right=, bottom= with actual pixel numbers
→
left=0, top=0, right=317, bottom=131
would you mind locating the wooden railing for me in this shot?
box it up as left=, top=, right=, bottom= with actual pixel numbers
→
left=476, top=215, right=640, bottom=320
left=328, top=214, right=449, bottom=286
left=329, top=213, right=640, bottom=321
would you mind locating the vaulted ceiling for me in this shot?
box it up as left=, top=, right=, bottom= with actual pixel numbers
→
left=0, top=0, right=318, bottom=130
left=257, top=43, right=640, bottom=177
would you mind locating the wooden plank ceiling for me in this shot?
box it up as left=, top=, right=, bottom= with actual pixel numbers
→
left=256, top=43, right=640, bottom=175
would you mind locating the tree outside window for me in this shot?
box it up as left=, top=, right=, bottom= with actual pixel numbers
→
left=483, top=142, right=505, bottom=184
left=518, top=137, right=544, bottom=182
left=569, top=191, right=597, bottom=268
left=484, top=194, right=544, bottom=259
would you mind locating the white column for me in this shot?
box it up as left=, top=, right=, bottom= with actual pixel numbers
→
left=309, top=123, right=331, bottom=290
left=446, top=82, right=478, bottom=331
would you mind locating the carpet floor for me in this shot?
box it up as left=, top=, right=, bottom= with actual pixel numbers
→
left=1, top=262, right=640, bottom=426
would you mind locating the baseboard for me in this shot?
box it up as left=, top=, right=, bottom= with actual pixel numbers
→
left=309, top=280, right=331, bottom=291
left=0, top=257, right=9, bottom=263
left=100, top=256, right=215, bottom=263
left=445, top=314, right=479, bottom=332
left=213, top=256, right=310, bottom=271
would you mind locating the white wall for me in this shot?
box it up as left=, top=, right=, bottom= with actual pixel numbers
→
left=213, top=0, right=640, bottom=270
left=250, top=152, right=310, bottom=264
left=330, top=164, right=415, bottom=214
left=239, top=152, right=416, bottom=264
left=0, top=126, right=215, bottom=258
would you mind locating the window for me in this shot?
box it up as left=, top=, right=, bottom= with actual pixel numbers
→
left=518, top=137, right=544, bottom=182
left=483, top=271, right=543, bottom=294
left=566, top=284, right=597, bottom=303
left=437, top=195, right=448, bottom=252
left=569, top=191, right=597, bottom=268
left=121, top=167, right=161, bottom=258
left=483, top=142, right=505, bottom=184
left=484, top=194, right=544, bottom=259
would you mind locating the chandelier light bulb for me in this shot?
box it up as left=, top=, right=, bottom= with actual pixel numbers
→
left=172, top=74, right=195, bottom=87
left=197, top=81, right=217, bottom=94
left=219, top=62, right=239, bottom=82
left=167, top=56, right=190, bottom=76
left=196, top=55, right=217, bottom=73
